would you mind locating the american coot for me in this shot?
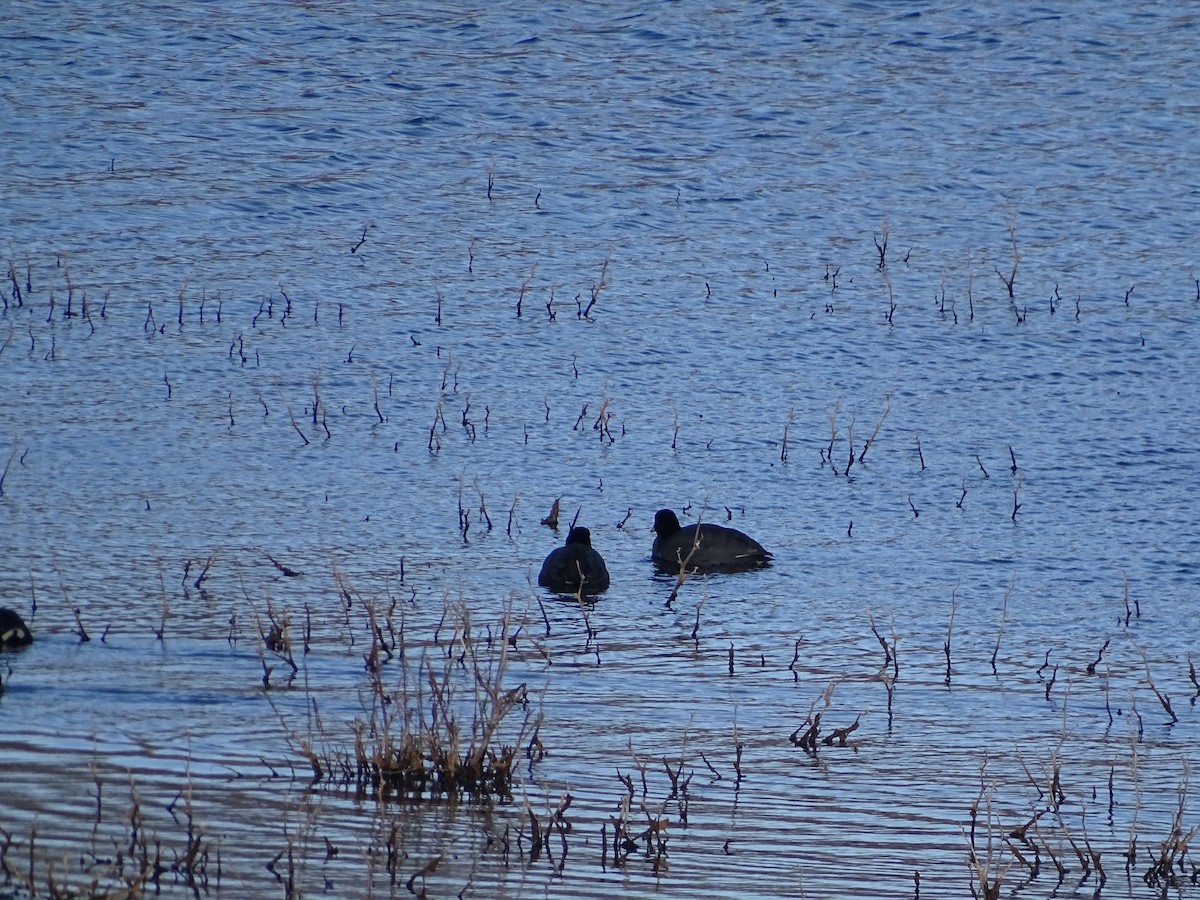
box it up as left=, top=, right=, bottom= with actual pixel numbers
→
left=0, top=607, right=33, bottom=649
left=538, top=526, right=611, bottom=594
left=652, top=508, right=772, bottom=573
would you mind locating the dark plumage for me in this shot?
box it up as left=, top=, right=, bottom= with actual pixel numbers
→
left=538, top=526, right=610, bottom=594
left=652, top=508, right=772, bottom=573
left=0, top=607, right=33, bottom=649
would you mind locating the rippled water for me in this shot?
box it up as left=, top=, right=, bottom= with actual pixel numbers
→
left=2, top=2, right=1199, bottom=898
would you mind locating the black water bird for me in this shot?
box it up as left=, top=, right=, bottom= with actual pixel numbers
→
left=652, top=508, right=772, bottom=573
left=538, top=526, right=610, bottom=594
left=0, top=607, right=33, bottom=649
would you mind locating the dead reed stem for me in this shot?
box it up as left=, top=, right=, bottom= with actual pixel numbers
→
left=780, top=405, right=795, bottom=463
left=944, top=581, right=958, bottom=685
left=990, top=579, right=1012, bottom=675
left=858, top=396, right=891, bottom=463
left=0, top=444, right=17, bottom=496
left=1131, top=638, right=1179, bottom=723
left=995, top=214, right=1020, bottom=299
left=667, top=504, right=708, bottom=605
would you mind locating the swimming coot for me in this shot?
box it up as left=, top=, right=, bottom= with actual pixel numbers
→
left=652, top=508, right=772, bottom=573
left=538, top=526, right=611, bottom=594
left=0, top=607, right=33, bottom=649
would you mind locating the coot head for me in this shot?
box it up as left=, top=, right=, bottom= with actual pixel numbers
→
left=566, top=526, right=592, bottom=547
left=652, top=509, right=681, bottom=539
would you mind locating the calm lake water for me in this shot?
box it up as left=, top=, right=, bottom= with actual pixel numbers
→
left=2, top=2, right=1199, bottom=898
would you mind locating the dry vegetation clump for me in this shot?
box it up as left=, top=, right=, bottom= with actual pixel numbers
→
left=294, top=593, right=538, bottom=804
